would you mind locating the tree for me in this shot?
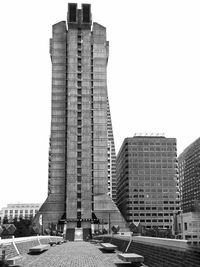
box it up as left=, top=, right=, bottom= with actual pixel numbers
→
left=2, top=217, right=8, bottom=224
left=13, top=218, right=35, bottom=237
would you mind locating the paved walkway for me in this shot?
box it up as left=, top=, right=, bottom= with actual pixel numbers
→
left=19, top=242, right=137, bottom=267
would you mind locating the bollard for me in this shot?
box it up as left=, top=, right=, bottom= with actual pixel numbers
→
left=37, top=234, right=41, bottom=245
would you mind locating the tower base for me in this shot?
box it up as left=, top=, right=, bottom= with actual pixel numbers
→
left=32, top=194, right=129, bottom=240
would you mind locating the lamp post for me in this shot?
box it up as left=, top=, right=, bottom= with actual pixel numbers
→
left=101, top=218, right=104, bottom=233
left=109, top=213, right=111, bottom=234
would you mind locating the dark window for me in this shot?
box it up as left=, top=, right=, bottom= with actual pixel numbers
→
left=78, top=35, right=81, bottom=42
left=77, top=168, right=81, bottom=174
left=77, top=184, right=81, bottom=191
left=184, top=222, right=187, bottom=230
left=77, top=144, right=81, bottom=150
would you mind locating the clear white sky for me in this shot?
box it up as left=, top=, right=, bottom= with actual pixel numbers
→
left=0, top=0, right=200, bottom=209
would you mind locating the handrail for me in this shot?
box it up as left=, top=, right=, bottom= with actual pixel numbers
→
left=0, top=235, right=62, bottom=245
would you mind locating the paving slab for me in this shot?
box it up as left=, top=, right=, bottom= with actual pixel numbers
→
left=18, top=241, right=137, bottom=267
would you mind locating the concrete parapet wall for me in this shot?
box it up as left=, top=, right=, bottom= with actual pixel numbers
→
left=0, top=236, right=63, bottom=259
left=132, top=236, right=189, bottom=251
left=99, top=235, right=200, bottom=267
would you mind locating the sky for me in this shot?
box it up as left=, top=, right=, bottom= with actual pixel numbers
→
left=0, top=0, right=200, bottom=209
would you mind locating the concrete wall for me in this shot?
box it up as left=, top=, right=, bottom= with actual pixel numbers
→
left=99, top=235, right=200, bottom=267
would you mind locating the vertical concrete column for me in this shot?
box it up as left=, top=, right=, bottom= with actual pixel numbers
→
left=66, top=29, right=78, bottom=222
left=81, top=29, right=92, bottom=222
left=92, top=23, right=108, bottom=195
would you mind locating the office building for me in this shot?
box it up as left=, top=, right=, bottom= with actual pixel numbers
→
left=178, top=137, right=200, bottom=212
left=116, top=134, right=180, bottom=229
left=33, top=3, right=128, bottom=240
left=174, top=137, right=200, bottom=240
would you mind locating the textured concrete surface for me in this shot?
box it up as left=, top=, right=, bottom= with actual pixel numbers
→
left=19, top=241, right=138, bottom=267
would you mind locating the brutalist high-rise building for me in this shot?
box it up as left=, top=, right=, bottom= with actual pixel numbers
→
left=33, top=3, right=128, bottom=240
left=116, top=135, right=180, bottom=229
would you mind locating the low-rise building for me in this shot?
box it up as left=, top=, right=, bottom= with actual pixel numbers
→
left=0, top=203, right=41, bottom=222
left=173, top=211, right=200, bottom=241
